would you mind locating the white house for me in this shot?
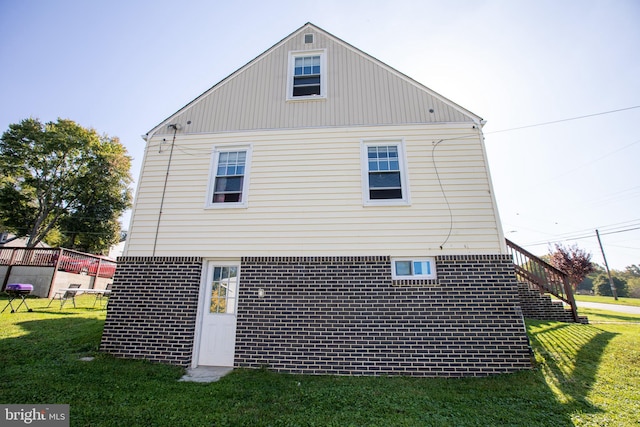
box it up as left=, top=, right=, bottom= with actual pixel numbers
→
left=100, top=23, right=531, bottom=377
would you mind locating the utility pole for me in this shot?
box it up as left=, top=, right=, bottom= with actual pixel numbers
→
left=596, top=229, right=618, bottom=300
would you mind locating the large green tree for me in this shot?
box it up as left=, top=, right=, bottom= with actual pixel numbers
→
left=594, top=274, right=628, bottom=297
left=0, top=118, right=132, bottom=252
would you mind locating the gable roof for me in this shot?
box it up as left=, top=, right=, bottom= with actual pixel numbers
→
left=146, top=22, right=483, bottom=139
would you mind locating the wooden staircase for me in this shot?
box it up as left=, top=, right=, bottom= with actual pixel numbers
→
left=506, top=239, right=587, bottom=324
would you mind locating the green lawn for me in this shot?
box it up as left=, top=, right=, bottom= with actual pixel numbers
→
left=1, top=295, right=638, bottom=426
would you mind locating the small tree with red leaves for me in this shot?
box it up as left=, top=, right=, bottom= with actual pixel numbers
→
left=549, top=243, right=595, bottom=291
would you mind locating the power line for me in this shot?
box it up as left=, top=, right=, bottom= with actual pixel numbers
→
left=524, top=225, right=640, bottom=247
left=486, top=105, right=640, bottom=134
left=537, top=139, right=640, bottom=186
left=583, top=186, right=640, bottom=209
left=520, top=218, right=640, bottom=243
left=600, top=226, right=640, bottom=237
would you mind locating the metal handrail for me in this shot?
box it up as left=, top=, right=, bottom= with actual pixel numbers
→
left=505, top=239, right=579, bottom=322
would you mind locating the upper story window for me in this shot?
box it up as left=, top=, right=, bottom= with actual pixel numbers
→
left=206, top=146, right=252, bottom=208
left=361, top=139, right=410, bottom=206
left=288, top=50, right=326, bottom=100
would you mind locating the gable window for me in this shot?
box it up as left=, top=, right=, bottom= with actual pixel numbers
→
left=361, top=139, right=410, bottom=205
left=392, top=258, right=437, bottom=280
left=207, top=146, right=252, bottom=208
left=288, top=50, right=326, bottom=99
left=294, top=55, right=320, bottom=96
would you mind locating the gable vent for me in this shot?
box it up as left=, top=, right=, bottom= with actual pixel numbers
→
left=304, top=33, right=314, bottom=44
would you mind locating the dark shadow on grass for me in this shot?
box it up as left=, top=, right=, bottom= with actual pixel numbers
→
left=527, top=320, right=617, bottom=417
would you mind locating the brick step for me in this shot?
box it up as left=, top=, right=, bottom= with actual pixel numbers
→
left=517, top=282, right=587, bottom=323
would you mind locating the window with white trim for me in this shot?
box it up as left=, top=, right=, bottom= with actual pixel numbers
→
left=287, top=50, right=326, bottom=99
left=361, top=140, right=410, bottom=205
left=209, top=265, right=239, bottom=314
left=392, top=258, right=437, bottom=280
left=207, top=146, right=252, bottom=208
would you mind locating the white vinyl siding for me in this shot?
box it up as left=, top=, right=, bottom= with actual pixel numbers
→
left=147, top=25, right=477, bottom=138
left=126, top=124, right=504, bottom=258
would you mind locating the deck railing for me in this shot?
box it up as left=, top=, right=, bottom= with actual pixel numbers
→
left=0, top=247, right=117, bottom=279
left=505, top=239, right=579, bottom=322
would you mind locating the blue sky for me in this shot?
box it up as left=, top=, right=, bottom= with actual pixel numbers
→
left=1, top=0, right=639, bottom=269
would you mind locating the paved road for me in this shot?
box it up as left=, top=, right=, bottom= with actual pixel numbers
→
left=576, top=301, right=640, bottom=315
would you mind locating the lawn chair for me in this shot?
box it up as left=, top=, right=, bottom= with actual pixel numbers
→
left=92, top=283, right=111, bottom=309
left=47, top=284, right=81, bottom=310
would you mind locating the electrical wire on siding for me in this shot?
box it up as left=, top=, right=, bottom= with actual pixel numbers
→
left=432, top=139, right=453, bottom=250
left=152, top=124, right=179, bottom=256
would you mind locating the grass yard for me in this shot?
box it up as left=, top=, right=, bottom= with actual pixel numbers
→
left=0, top=295, right=638, bottom=426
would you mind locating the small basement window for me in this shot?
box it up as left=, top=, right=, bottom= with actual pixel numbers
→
left=392, top=258, right=437, bottom=280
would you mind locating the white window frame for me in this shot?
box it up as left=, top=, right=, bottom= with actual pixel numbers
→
left=392, top=258, right=437, bottom=280
left=205, top=145, right=253, bottom=209
left=208, top=263, right=240, bottom=314
left=360, top=139, right=411, bottom=206
left=287, top=49, right=327, bottom=100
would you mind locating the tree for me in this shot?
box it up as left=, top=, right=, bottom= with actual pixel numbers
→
left=577, top=263, right=605, bottom=293
left=624, top=264, right=640, bottom=277
left=622, top=264, right=640, bottom=298
left=627, top=277, right=640, bottom=298
left=594, top=274, right=628, bottom=297
left=0, top=118, right=132, bottom=252
left=548, top=243, right=595, bottom=291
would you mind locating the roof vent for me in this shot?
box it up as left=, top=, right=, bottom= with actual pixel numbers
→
left=304, top=33, right=314, bottom=44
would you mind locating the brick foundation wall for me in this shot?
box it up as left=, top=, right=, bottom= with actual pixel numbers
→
left=235, top=255, right=532, bottom=377
left=99, top=256, right=203, bottom=366
left=100, top=254, right=532, bottom=376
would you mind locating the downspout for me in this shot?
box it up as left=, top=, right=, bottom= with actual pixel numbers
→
left=152, top=124, right=180, bottom=256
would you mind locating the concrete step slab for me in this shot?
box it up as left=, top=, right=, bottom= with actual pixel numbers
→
left=179, top=366, right=233, bottom=383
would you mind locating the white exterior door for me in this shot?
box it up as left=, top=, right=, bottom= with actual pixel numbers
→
left=198, top=263, right=239, bottom=367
